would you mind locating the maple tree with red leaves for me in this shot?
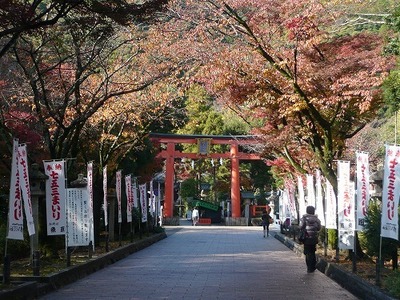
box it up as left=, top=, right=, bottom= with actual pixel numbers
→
left=0, top=2, right=178, bottom=230
left=3, top=14, right=178, bottom=161
left=159, top=0, right=396, bottom=193
left=0, top=0, right=169, bottom=59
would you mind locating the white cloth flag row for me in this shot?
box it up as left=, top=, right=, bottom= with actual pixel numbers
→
left=296, top=172, right=325, bottom=225
left=294, top=146, right=400, bottom=244
left=9, top=149, right=156, bottom=242
left=119, top=172, right=155, bottom=224
left=295, top=151, right=372, bottom=234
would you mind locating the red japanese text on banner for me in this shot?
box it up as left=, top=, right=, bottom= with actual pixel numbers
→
left=116, top=170, right=122, bottom=223
left=297, top=176, right=306, bottom=217
left=18, top=144, right=35, bottom=236
left=325, top=180, right=337, bottom=230
left=103, top=166, right=108, bottom=227
left=139, top=184, right=148, bottom=222
left=43, top=160, right=66, bottom=236
left=381, top=145, right=400, bottom=240
left=338, top=161, right=355, bottom=250
left=8, top=139, right=23, bottom=240
left=356, top=152, right=370, bottom=231
left=125, top=175, right=133, bottom=223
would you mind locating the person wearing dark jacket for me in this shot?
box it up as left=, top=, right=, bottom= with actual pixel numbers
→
left=299, top=205, right=321, bottom=273
left=261, top=209, right=272, bottom=238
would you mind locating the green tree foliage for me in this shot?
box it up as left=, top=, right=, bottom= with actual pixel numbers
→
left=382, top=5, right=400, bottom=117
left=221, top=110, right=251, bottom=135
left=162, top=0, right=396, bottom=195
left=382, top=70, right=400, bottom=116
left=177, top=84, right=224, bottom=137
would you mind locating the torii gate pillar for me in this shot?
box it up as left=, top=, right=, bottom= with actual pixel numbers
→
left=164, top=142, right=175, bottom=218
left=230, top=143, right=241, bottom=218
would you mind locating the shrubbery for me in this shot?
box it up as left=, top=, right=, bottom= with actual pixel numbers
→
left=384, top=270, right=400, bottom=298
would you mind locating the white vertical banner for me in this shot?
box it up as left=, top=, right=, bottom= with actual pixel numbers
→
left=66, top=188, right=91, bottom=246
left=281, top=189, right=290, bottom=223
left=103, top=165, right=108, bottom=227
left=337, top=161, right=355, bottom=250
left=43, top=160, right=66, bottom=236
left=284, top=180, right=297, bottom=223
left=18, top=144, right=35, bottom=236
left=125, top=174, right=133, bottom=223
left=133, top=177, right=138, bottom=208
left=325, top=180, right=337, bottom=229
left=149, top=180, right=155, bottom=215
left=356, top=152, right=370, bottom=231
left=315, top=170, right=325, bottom=226
left=381, top=145, right=400, bottom=240
left=157, top=181, right=161, bottom=224
left=116, top=170, right=122, bottom=223
left=7, top=139, right=23, bottom=240
left=139, top=183, right=148, bottom=222
left=306, top=174, right=316, bottom=208
left=87, top=162, right=95, bottom=247
left=297, top=176, right=306, bottom=217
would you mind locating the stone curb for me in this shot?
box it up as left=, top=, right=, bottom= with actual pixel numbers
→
left=0, top=232, right=167, bottom=300
left=274, top=232, right=396, bottom=300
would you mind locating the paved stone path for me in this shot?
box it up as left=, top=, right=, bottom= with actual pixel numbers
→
left=39, top=223, right=358, bottom=299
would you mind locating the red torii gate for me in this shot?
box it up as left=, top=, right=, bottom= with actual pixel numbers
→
left=149, top=133, right=261, bottom=218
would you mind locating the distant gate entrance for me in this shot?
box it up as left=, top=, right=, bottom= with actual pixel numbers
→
left=149, top=133, right=261, bottom=218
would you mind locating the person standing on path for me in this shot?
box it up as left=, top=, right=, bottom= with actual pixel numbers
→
left=299, top=205, right=321, bottom=273
left=192, top=207, right=199, bottom=226
left=261, top=209, right=272, bottom=237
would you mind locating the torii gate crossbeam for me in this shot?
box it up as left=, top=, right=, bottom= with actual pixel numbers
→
left=149, top=133, right=261, bottom=219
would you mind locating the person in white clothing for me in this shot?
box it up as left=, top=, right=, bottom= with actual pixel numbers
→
left=192, top=207, right=199, bottom=226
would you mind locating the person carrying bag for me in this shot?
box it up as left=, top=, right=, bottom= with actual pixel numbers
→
left=261, top=209, right=272, bottom=238
left=299, top=206, right=321, bottom=273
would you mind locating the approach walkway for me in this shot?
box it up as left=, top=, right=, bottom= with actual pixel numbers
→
left=39, top=222, right=358, bottom=299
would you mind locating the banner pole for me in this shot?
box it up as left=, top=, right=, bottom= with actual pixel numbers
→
left=353, top=175, right=357, bottom=273
left=3, top=214, right=10, bottom=284
left=377, top=236, right=382, bottom=286
left=64, top=159, right=71, bottom=267
left=395, top=111, right=397, bottom=145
